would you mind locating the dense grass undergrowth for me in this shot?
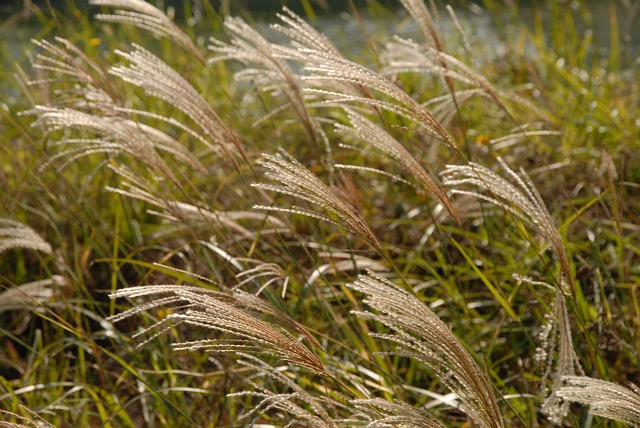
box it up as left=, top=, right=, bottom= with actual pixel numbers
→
left=1, top=0, right=639, bottom=426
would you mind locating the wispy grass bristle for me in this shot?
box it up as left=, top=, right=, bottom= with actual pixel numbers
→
left=441, top=158, right=573, bottom=292
left=0, top=219, right=52, bottom=255
left=109, top=285, right=329, bottom=376
left=349, top=397, right=446, bottom=427
left=348, top=271, right=505, bottom=428
left=90, top=0, right=205, bottom=63
left=557, top=376, right=640, bottom=425
left=336, top=110, right=459, bottom=221
left=252, top=149, right=382, bottom=253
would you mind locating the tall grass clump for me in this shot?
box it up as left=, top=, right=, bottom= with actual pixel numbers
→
left=1, top=0, right=639, bottom=426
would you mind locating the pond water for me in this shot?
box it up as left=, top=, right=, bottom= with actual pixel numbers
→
left=1, top=0, right=638, bottom=106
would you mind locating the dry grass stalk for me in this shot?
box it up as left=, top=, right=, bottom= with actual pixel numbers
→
left=107, top=164, right=286, bottom=240
left=109, top=285, right=328, bottom=376
left=536, top=291, right=584, bottom=424
left=111, top=44, right=247, bottom=168
left=252, top=149, right=382, bottom=253
left=441, top=158, right=573, bottom=293
left=336, top=110, right=459, bottom=222
left=556, top=376, right=640, bottom=425
left=209, top=14, right=328, bottom=160
left=229, top=355, right=343, bottom=427
left=89, top=0, right=205, bottom=63
left=0, top=219, right=52, bottom=255
left=298, top=49, right=455, bottom=148
left=348, top=271, right=504, bottom=428
left=348, top=398, right=446, bottom=427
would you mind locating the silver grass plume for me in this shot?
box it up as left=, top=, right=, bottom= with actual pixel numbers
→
left=306, top=250, right=387, bottom=288
left=252, top=149, right=382, bottom=253
left=348, top=271, right=505, bottom=428
left=26, top=38, right=206, bottom=180
left=230, top=288, right=321, bottom=349
left=28, top=37, right=233, bottom=175
left=109, top=285, right=328, bottom=376
left=445, top=5, right=474, bottom=62
left=29, top=37, right=120, bottom=105
left=335, top=110, right=459, bottom=222
left=0, top=219, right=52, bottom=255
left=347, top=398, right=446, bottom=427
left=382, top=38, right=551, bottom=122
left=441, top=158, right=573, bottom=293
left=0, top=276, right=65, bottom=313
left=89, top=0, right=205, bottom=63
left=273, top=7, right=342, bottom=57
left=271, top=7, right=389, bottom=123
left=398, top=0, right=440, bottom=51
left=297, top=49, right=456, bottom=148
left=383, top=37, right=504, bottom=111
left=419, top=88, right=487, bottom=128
left=231, top=357, right=445, bottom=427
left=556, top=376, right=640, bottom=426
left=398, top=0, right=457, bottom=99
left=110, top=44, right=247, bottom=167
left=229, top=355, right=343, bottom=427
left=208, top=14, right=328, bottom=160
left=28, top=106, right=201, bottom=180
left=536, top=291, right=584, bottom=424
left=233, top=258, right=289, bottom=296
left=107, top=164, right=286, bottom=240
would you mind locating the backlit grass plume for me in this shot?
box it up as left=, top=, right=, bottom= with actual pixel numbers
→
left=537, top=292, right=585, bottom=424
left=557, top=376, right=640, bottom=426
left=348, top=271, right=505, bottom=428
left=441, top=158, right=573, bottom=293
left=348, top=398, right=446, bottom=427
left=90, top=0, right=205, bottom=63
left=252, top=149, right=382, bottom=253
left=106, top=163, right=286, bottom=241
left=111, top=44, right=247, bottom=167
left=336, top=110, right=458, bottom=222
left=29, top=37, right=121, bottom=105
left=28, top=106, right=199, bottom=180
left=109, top=284, right=329, bottom=376
left=209, top=14, right=327, bottom=155
left=11, top=0, right=639, bottom=426
left=301, top=49, right=456, bottom=149
left=0, top=219, right=52, bottom=255
left=228, top=355, right=342, bottom=427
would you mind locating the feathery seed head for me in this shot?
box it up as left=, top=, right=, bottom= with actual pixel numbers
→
left=252, top=149, right=382, bottom=253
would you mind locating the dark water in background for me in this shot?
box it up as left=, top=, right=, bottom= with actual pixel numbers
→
left=1, top=0, right=638, bottom=106
left=3, top=0, right=638, bottom=57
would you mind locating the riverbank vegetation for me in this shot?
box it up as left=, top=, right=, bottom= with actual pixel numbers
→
left=1, top=0, right=639, bottom=426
